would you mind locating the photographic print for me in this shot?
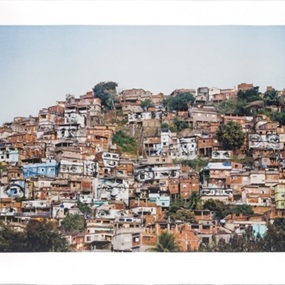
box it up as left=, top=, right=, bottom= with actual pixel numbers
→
left=0, top=1, right=285, bottom=285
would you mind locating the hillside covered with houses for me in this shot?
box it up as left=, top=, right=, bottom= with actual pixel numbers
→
left=2, top=81, right=285, bottom=252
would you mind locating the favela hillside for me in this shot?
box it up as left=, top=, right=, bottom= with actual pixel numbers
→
left=1, top=82, right=285, bottom=252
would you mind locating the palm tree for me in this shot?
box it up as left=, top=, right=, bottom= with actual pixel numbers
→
left=147, top=231, right=180, bottom=252
left=187, top=191, right=203, bottom=210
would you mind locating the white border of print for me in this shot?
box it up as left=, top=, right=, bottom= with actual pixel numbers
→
left=0, top=1, right=285, bottom=285
left=0, top=0, right=285, bottom=26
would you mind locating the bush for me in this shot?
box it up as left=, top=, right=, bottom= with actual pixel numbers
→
left=112, top=130, right=137, bottom=154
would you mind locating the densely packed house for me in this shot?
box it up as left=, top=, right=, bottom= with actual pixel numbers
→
left=1, top=83, right=285, bottom=251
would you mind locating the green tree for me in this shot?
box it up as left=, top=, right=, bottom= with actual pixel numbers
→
left=231, top=204, right=254, bottom=216
left=216, top=98, right=247, bottom=115
left=93, top=81, right=118, bottom=111
left=161, top=122, right=169, bottom=130
left=186, top=191, right=203, bottom=210
left=167, top=209, right=196, bottom=223
left=203, top=199, right=231, bottom=221
left=61, top=214, right=86, bottom=234
left=270, top=111, right=285, bottom=126
left=237, top=87, right=261, bottom=103
left=77, top=200, right=93, bottom=217
left=262, top=218, right=285, bottom=251
left=141, top=99, right=154, bottom=110
left=147, top=231, right=180, bottom=252
left=163, top=92, right=194, bottom=112
left=216, top=121, right=245, bottom=150
left=172, top=117, right=188, bottom=132
left=0, top=222, right=26, bottom=252
left=26, top=220, right=69, bottom=252
left=0, top=220, right=70, bottom=252
left=263, top=88, right=280, bottom=106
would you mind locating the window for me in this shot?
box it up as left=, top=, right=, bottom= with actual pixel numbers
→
left=202, top=237, right=210, bottom=244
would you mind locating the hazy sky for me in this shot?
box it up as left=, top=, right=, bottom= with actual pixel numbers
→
left=0, top=25, right=285, bottom=124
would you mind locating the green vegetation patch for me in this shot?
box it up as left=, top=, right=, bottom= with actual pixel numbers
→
left=112, top=130, right=137, bottom=154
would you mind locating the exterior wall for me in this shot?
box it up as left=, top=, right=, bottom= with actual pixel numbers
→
left=57, top=124, right=79, bottom=139
left=117, top=162, right=134, bottom=177
left=0, top=127, right=13, bottom=139
left=209, top=168, right=231, bottom=179
left=200, top=187, right=233, bottom=199
left=242, top=185, right=273, bottom=206
left=135, top=166, right=180, bottom=182
left=223, top=115, right=253, bottom=128
left=169, top=180, right=179, bottom=194
left=177, top=137, right=197, bottom=159
left=78, top=193, right=93, bottom=204
left=86, top=126, right=115, bottom=151
left=102, top=152, right=120, bottom=168
left=145, top=156, right=173, bottom=165
left=274, top=184, right=285, bottom=210
left=237, top=83, right=254, bottom=91
left=0, top=148, right=19, bottom=164
left=0, top=180, right=28, bottom=199
left=211, top=150, right=232, bottom=160
left=22, top=200, right=49, bottom=208
left=22, top=159, right=58, bottom=178
left=230, top=173, right=250, bottom=194
left=59, top=160, right=84, bottom=176
left=94, top=177, right=129, bottom=205
left=143, top=137, right=161, bottom=156
left=65, top=108, right=86, bottom=127
left=48, top=104, right=65, bottom=116
left=8, top=133, right=36, bottom=146
left=197, top=137, right=214, bottom=150
left=250, top=173, right=265, bottom=184
left=112, top=230, right=142, bottom=252
left=249, top=133, right=281, bottom=150
left=161, top=131, right=171, bottom=147
left=197, top=87, right=209, bottom=99
left=7, top=166, right=23, bottom=180
left=34, top=178, right=53, bottom=189
left=191, top=108, right=220, bottom=124
left=209, top=87, right=221, bottom=100
left=180, top=179, right=192, bottom=198
left=265, top=171, right=279, bottom=185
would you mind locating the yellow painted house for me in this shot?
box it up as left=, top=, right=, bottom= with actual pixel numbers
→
left=274, top=183, right=285, bottom=210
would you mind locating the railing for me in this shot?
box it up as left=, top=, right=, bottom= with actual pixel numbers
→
left=15, top=212, right=51, bottom=217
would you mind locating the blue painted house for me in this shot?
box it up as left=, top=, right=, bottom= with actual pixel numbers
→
left=23, top=159, right=58, bottom=178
